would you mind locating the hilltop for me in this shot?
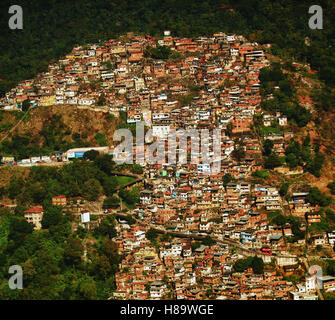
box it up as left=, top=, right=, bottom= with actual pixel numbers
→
left=0, top=31, right=334, bottom=191
left=1, top=0, right=334, bottom=96
left=0, top=30, right=335, bottom=301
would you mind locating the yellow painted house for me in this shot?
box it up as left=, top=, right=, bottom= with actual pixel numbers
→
left=65, top=54, right=76, bottom=60
left=39, top=95, right=56, bottom=106
left=134, top=248, right=158, bottom=259
left=111, top=46, right=126, bottom=54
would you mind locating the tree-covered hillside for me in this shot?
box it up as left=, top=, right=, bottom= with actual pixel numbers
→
left=0, top=0, right=334, bottom=96
left=0, top=155, right=141, bottom=300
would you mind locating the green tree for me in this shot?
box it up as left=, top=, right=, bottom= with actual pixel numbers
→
left=63, top=237, right=83, bottom=267
left=94, top=216, right=117, bottom=239
left=146, top=228, right=158, bottom=241
left=77, top=276, right=97, bottom=300
left=233, top=258, right=250, bottom=272
left=279, top=183, right=289, bottom=197
left=306, top=187, right=332, bottom=207
left=264, top=153, right=282, bottom=169
left=103, top=196, right=120, bottom=209
left=327, top=181, right=335, bottom=195
left=251, top=256, right=264, bottom=274
left=131, top=164, right=143, bottom=174
left=144, top=45, right=171, bottom=60
left=21, top=99, right=31, bottom=112
left=94, top=133, right=107, bottom=146
left=0, top=209, right=11, bottom=252
left=202, top=235, right=216, bottom=246
left=223, top=174, right=233, bottom=186
left=102, top=176, right=119, bottom=195
left=263, top=139, right=274, bottom=156
left=232, top=144, right=245, bottom=162
left=191, top=241, right=201, bottom=251
left=41, top=206, right=62, bottom=229
left=83, top=150, right=100, bottom=161
left=84, top=178, right=102, bottom=201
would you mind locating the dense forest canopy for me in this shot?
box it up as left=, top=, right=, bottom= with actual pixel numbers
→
left=1, top=155, right=140, bottom=206
left=0, top=0, right=334, bottom=97
left=0, top=206, right=121, bottom=299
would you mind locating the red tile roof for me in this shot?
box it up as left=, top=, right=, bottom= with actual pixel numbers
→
left=24, top=206, right=44, bottom=214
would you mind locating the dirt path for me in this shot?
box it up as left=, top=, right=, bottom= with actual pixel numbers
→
left=0, top=110, right=30, bottom=143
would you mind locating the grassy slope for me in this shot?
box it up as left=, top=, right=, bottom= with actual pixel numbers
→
left=0, top=105, right=119, bottom=150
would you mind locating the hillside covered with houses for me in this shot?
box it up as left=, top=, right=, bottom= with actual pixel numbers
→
left=1, top=31, right=335, bottom=300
